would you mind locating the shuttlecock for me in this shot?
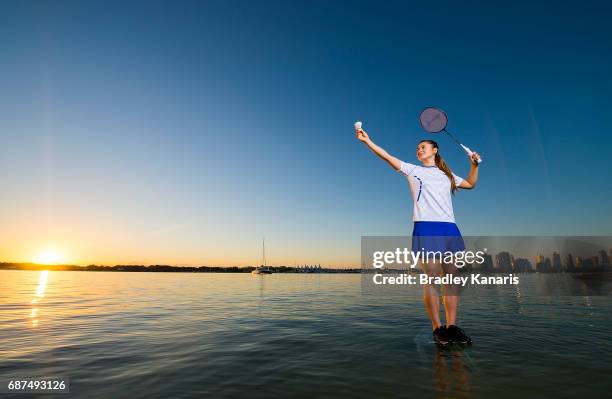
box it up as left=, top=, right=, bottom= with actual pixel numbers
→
left=354, top=121, right=362, bottom=130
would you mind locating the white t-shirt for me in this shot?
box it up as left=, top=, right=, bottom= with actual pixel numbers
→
left=398, top=161, right=464, bottom=223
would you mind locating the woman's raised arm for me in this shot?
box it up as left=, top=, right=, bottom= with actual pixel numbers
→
left=459, top=152, right=480, bottom=189
left=355, top=128, right=401, bottom=171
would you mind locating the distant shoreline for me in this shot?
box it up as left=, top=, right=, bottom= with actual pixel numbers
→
left=2, top=262, right=610, bottom=275
left=0, top=262, right=362, bottom=274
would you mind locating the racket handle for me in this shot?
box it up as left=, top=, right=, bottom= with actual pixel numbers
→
left=460, top=144, right=483, bottom=164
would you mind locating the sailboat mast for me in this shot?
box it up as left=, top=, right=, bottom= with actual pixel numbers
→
left=262, top=237, right=266, bottom=267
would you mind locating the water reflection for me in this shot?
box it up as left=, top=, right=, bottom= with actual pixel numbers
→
left=29, top=270, right=48, bottom=328
left=254, top=274, right=268, bottom=316
left=414, top=324, right=476, bottom=398
left=432, top=346, right=474, bottom=399
left=514, top=283, right=525, bottom=315
left=0, top=271, right=609, bottom=398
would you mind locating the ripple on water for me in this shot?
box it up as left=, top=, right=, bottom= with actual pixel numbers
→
left=0, top=271, right=610, bottom=398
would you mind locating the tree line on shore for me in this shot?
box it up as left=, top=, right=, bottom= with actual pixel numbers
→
left=0, top=262, right=362, bottom=273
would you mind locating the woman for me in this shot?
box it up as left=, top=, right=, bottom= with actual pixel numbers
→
left=356, top=126, right=480, bottom=345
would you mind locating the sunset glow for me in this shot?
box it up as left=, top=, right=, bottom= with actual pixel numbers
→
left=35, top=250, right=65, bottom=265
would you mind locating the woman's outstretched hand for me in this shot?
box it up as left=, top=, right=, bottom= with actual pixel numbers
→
left=355, top=128, right=370, bottom=143
left=470, top=151, right=481, bottom=165
left=355, top=127, right=401, bottom=170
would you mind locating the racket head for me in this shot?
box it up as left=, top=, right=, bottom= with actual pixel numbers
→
left=419, top=107, right=448, bottom=133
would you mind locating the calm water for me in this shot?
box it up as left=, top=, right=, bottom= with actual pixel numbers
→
left=1, top=270, right=610, bottom=398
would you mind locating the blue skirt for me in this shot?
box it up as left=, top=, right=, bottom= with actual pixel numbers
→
left=411, top=221, right=465, bottom=253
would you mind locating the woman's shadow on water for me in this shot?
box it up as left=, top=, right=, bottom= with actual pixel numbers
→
left=414, top=326, right=476, bottom=399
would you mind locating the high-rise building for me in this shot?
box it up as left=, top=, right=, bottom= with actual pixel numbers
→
left=566, top=254, right=575, bottom=271
left=495, top=252, right=512, bottom=272
left=536, top=256, right=553, bottom=272
left=535, top=254, right=546, bottom=272
left=513, top=258, right=532, bottom=272
left=481, top=254, right=494, bottom=272
left=552, top=252, right=562, bottom=272
left=598, top=250, right=609, bottom=266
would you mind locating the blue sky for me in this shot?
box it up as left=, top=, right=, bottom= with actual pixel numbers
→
left=1, top=0, right=611, bottom=266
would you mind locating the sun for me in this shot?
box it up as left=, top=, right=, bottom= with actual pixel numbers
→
left=35, top=250, right=64, bottom=265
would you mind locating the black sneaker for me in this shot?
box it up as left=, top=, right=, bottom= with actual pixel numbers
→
left=446, top=325, right=472, bottom=344
left=432, top=326, right=451, bottom=346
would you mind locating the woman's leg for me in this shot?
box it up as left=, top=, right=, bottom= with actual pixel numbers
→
left=422, top=261, right=443, bottom=330
left=442, top=262, right=460, bottom=326
left=442, top=291, right=459, bottom=326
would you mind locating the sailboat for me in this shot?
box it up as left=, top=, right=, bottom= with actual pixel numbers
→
left=251, top=238, right=272, bottom=275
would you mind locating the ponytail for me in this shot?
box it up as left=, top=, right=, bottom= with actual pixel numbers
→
left=435, top=153, right=457, bottom=194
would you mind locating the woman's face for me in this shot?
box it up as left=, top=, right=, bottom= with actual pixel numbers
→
left=416, top=142, right=437, bottom=162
